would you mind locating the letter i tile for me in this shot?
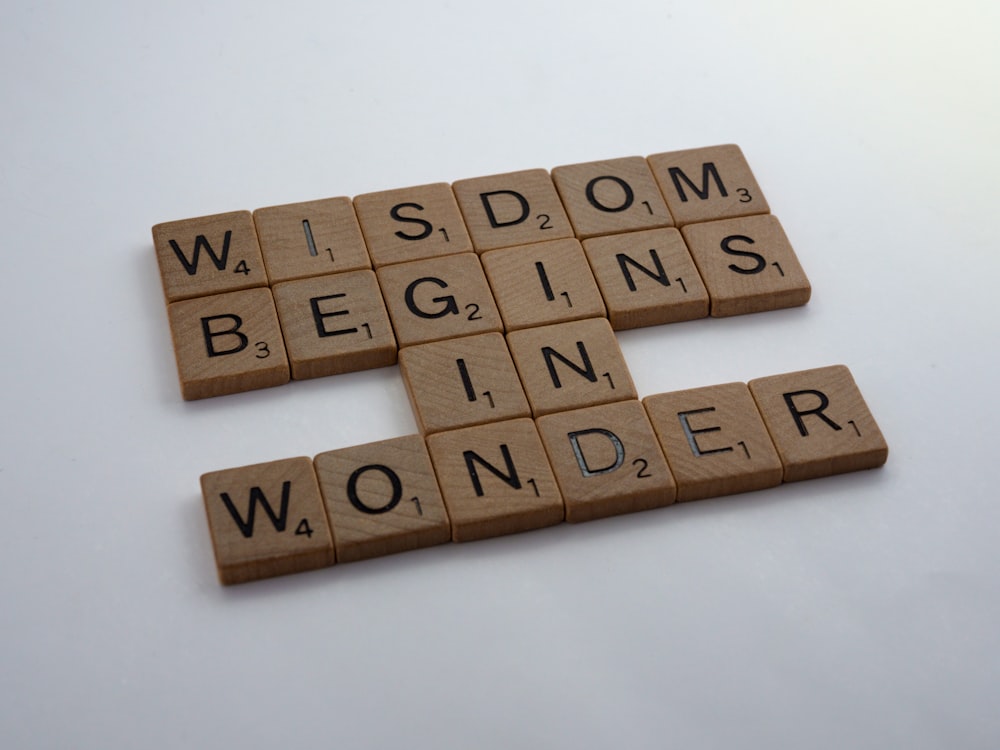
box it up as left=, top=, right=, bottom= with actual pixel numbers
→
left=167, top=287, right=289, bottom=400
left=748, top=365, right=888, bottom=482
left=314, top=435, right=451, bottom=563
left=643, top=382, right=783, bottom=501
left=201, top=457, right=336, bottom=585
left=426, top=418, right=564, bottom=542
left=536, top=400, right=676, bottom=523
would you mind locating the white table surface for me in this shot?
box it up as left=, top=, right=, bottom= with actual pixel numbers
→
left=3, top=1, right=998, bottom=747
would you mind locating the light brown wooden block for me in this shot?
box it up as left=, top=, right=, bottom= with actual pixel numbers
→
left=253, top=197, right=370, bottom=284
left=681, top=214, right=810, bottom=317
left=314, top=435, right=451, bottom=563
left=425, top=418, right=563, bottom=542
left=167, top=287, right=290, bottom=400
left=507, top=318, right=637, bottom=417
left=354, top=183, right=473, bottom=267
left=153, top=210, right=268, bottom=303
left=647, top=144, right=769, bottom=226
left=582, top=227, right=709, bottom=330
left=376, top=253, right=502, bottom=347
left=551, top=156, right=674, bottom=238
left=480, top=238, right=606, bottom=331
left=271, top=270, right=396, bottom=380
left=748, top=365, right=889, bottom=482
left=643, top=382, right=783, bottom=501
left=398, top=332, right=531, bottom=434
left=201, top=456, right=335, bottom=585
left=452, top=169, right=574, bottom=252
left=536, top=400, right=676, bottom=523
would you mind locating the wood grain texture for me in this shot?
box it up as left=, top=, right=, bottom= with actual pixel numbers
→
left=167, top=287, right=289, bottom=400
left=354, top=182, right=472, bottom=267
left=314, top=435, right=451, bottom=563
left=551, top=156, right=673, bottom=238
left=643, top=382, right=783, bottom=501
left=452, top=169, right=573, bottom=252
left=506, top=318, right=637, bottom=417
left=647, top=144, right=770, bottom=227
left=480, top=238, right=606, bottom=331
left=376, top=252, right=502, bottom=347
left=253, top=197, right=370, bottom=284
left=748, top=365, right=889, bottom=482
left=535, top=400, right=676, bottom=523
left=425, top=418, right=563, bottom=542
left=681, top=214, right=811, bottom=317
left=582, top=227, right=709, bottom=330
left=201, top=457, right=335, bottom=585
left=153, top=210, right=267, bottom=303
left=398, top=332, right=531, bottom=434
left=272, top=270, right=396, bottom=380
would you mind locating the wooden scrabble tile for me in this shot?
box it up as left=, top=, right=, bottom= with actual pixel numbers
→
left=748, top=365, right=889, bottom=482
left=536, top=400, right=676, bottom=523
left=647, top=144, right=769, bottom=226
left=153, top=210, right=268, bottom=303
left=582, top=227, right=709, bottom=330
left=643, top=382, right=783, bottom=501
left=271, top=270, right=396, bottom=380
left=425, top=418, right=563, bottom=542
left=253, top=197, right=370, bottom=284
left=314, top=435, right=451, bottom=563
left=452, top=169, right=574, bottom=252
left=201, top=456, right=335, bottom=585
left=480, top=238, right=606, bottom=331
left=507, top=318, right=637, bottom=417
left=376, top=253, right=502, bottom=347
left=681, top=214, right=810, bottom=317
left=167, top=287, right=289, bottom=400
left=551, top=156, right=674, bottom=238
left=398, top=332, right=531, bottom=434
left=353, top=183, right=473, bottom=267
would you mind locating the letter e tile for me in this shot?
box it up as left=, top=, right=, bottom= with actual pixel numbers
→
left=426, top=418, right=563, bottom=542
left=643, top=382, right=783, bottom=501
left=272, top=270, right=396, bottom=380
left=536, top=400, right=676, bottom=523
left=314, top=435, right=451, bottom=563
left=167, top=287, right=289, bottom=400
left=201, top=457, right=335, bottom=585
left=153, top=210, right=267, bottom=302
left=748, top=365, right=888, bottom=482
left=681, top=214, right=810, bottom=317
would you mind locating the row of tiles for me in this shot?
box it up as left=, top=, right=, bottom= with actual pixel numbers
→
left=168, top=216, right=810, bottom=400
left=202, top=365, right=888, bottom=585
left=153, top=144, right=773, bottom=305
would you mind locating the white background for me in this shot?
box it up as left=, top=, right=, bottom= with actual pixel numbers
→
left=2, top=1, right=998, bottom=747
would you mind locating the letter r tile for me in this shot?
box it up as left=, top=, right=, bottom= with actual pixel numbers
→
left=153, top=210, right=268, bottom=302
left=748, top=365, right=888, bottom=482
left=452, top=169, right=574, bottom=252
left=167, top=287, right=289, bottom=400
left=643, top=382, right=783, bottom=501
left=536, top=400, right=676, bottom=523
left=314, top=435, right=451, bottom=563
left=201, top=457, right=336, bottom=585
left=425, top=418, right=564, bottom=542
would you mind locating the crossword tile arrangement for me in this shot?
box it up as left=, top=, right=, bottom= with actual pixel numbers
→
left=153, top=144, right=889, bottom=584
